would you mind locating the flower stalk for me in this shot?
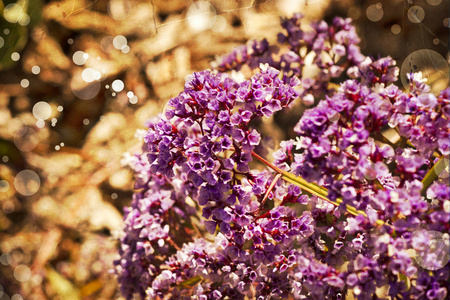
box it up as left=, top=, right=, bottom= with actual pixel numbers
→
left=251, top=150, right=387, bottom=227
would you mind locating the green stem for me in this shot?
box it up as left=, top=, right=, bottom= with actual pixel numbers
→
left=421, top=156, right=448, bottom=196
left=251, top=151, right=386, bottom=227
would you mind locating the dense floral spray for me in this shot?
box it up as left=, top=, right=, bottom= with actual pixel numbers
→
left=115, top=14, right=449, bottom=300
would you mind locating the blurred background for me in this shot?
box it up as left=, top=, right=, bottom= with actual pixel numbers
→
left=0, top=0, right=448, bottom=299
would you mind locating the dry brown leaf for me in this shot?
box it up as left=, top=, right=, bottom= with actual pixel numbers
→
left=44, top=1, right=119, bottom=35
left=133, top=14, right=195, bottom=59
left=32, top=228, right=62, bottom=272
left=33, top=187, right=123, bottom=231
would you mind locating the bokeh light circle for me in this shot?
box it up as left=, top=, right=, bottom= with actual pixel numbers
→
left=400, top=49, right=449, bottom=92
left=73, top=51, right=89, bottom=65
left=366, top=3, right=383, bottom=22
left=113, top=35, right=127, bottom=50
left=187, top=1, right=216, bottom=31
left=391, top=24, right=401, bottom=34
left=444, top=18, right=450, bottom=28
left=32, top=101, right=52, bottom=120
left=18, top=15, right=30, bottom=26
left=3, top=200, right=15, bottom=214
left=211, top=15, right=227, bottom=33
left=31, top=66, right=40, bottom=75
left=121, top=45, right=130, bottom=54
left=426, top=0, right=442, bottom=5
left=129, top=96, right=138, bottom=104
left=0, top=37, right=4, bottom=48
left=407, top=6, right=425, bottom=23
left=412, top=230, right=449, bottom=270
left=0, top=253, right=12, bottom=265
left=112, top=79, right=124, bottom=92
left=20, top=79, right=29, bottom=88
left=14, top=170, right=40, bottom=196
left=71, top=71, right=101, bottom=100
left=14, top=265, right=31, bottom=282
left=11, top=52, right=20, bottom=61
left=36, top=119, right=45, bottom=128
left=100, top=36, right=115, bottom=53
left=0, top=180, right=9, bottom=192
left=1, top=293, right=10, bottom=300
left=14, top=127, right=39, bottom=152
left=81, top=68, right=101, bottom=83
left=3, top=3, right=29, bottom=25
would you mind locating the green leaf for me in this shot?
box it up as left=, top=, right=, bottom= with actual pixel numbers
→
left=0, top=0, right=43, bottom=69
left=0, top=18, right=28, bottom=69
left=398, top=273, right=411, bottom=290
left=178, top=275, right=202, bottom=288
left=421, top=156, right=448, bottom=195
left=45, top=266, right=81, bottom=300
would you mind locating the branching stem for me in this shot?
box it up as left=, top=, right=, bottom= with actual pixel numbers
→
left=251, top=150, right=387, bottom=227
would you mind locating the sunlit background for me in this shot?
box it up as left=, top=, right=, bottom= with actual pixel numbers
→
left=0, top=0, right=448, bottom=299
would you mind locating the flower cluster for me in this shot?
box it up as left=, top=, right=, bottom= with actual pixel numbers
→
left=215, top=14, right=366, bottom=106
left=115, top=15, right=449, bottom=300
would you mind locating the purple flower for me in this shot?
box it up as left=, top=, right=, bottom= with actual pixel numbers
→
left=115, top=15, right=449, bottom=300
